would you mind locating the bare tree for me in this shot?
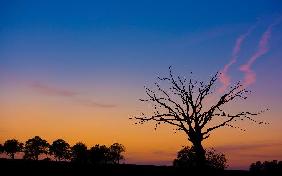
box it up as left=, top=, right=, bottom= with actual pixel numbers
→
left=132, top=67, right=267, bottom=168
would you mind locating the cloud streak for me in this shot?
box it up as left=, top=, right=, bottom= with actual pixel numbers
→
left=31, top=81, right=78, bottom=97
left=30, top=81, right=116, bottom=108
left=242, top=153, right=282, bottom=159
left=239, top=18, right=282, bottom=87
left=218, top=25, right=255, bottom=93
left=152, top=150, right=176, bottom=157
left=75, top=98, right=116, bottom=108
left=216, top=142, right=282, bottom=165
left=216, top=141, right=282, bottom=152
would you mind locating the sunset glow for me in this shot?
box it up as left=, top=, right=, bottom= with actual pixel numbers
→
left=1, top=0, right=282, bottom=170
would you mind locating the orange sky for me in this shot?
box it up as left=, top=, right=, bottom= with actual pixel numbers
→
left=0, top=79, right=281, bottom=170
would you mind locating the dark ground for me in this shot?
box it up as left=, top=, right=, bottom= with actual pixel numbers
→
left=0, top=158, right=271, bottom=176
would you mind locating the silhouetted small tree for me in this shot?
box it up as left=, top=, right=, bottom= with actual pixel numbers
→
left=173, top=146, right=197, bottom=168
left=250, top=160, right=282, bottom=175
left=3, top=139, right=23, bottom=159
left=133, top=67, right=267, bottom=168
left=0, top=144, right=4, bottom=155
left=109, top=143, right=125, bottom=164
left=71, top=142, right=88, bottom=163
left=250, top=161, right=262, bottom=173
left=173, top=146, right=227, bottom=170
left=23, top=136, right=49, bottom=160
left=89, top=144, right=110, bottom=164
left=205, top=148, right=227, bottom=170
left=49, top=139, right=71, bottom=161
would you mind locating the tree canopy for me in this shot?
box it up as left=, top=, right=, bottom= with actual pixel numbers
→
left=3, top=139, right=23, bottom=159
left=250, top=160, right=282, bottom=175
left=89, top=144, right=110, bottom=164
left=71, top=142, right=88, bottom=163
left=0, top=137, right=125, bottom=165
left=23, top=136, right=49, bottom=160
left=0, top=144, right=4, bottom=154
left=173, top=146, right=227, bottom=170
left=109, top=143, right=125, bottom=164
left=49, top=139, right=71, bottom=161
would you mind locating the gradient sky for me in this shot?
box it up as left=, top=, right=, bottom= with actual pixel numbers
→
left=1, top=0, right=282, bottom=169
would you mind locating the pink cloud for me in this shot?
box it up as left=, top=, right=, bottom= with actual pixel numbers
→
left=239, top=18, right=282, bottom=87
left=31, top=81, right=77, bottom=97
left=218, top=25, right=255, bottom=93
left=29, top=81, right=116, bottom=108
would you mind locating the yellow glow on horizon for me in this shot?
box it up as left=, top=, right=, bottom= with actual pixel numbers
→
left=0, top=85, right=281, bottom=169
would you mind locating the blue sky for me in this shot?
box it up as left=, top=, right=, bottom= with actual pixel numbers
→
left=1, top=0, right=282, bottom=82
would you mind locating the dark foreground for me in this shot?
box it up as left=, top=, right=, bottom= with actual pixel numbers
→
left=0, top=159, right=277, bottom=176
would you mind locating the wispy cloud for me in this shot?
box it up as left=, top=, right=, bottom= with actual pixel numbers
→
left=242, top=153, right=282, bottom=159
left=31, top=81, right=78, bottom=97
left=186, top=25, right=236, bottom=45
left=216, top=142, right=282, bottom=166
left=75, top=98, right=116, bottom=108
left=0, top=129, right=6, bottom=133
left=152, top=150, right=176, bottom=157
left=29, top=81, right=116, bottom=108
left=126, top=159, right=172, bottom=166
left=218, top=25, right=256, bottom=93
left=239, top=17, right=282, bottom=87
left=216, top=141, right=282, bottom=152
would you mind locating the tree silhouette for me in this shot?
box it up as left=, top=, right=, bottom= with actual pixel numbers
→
left=173, top=146, right=227, bottom=170
left=250, top=161, right=263, bottom=173
left=71, top=142, right=88, bottom=163
left=3, top=139, right=23, bottom=159
left=205, top=148, right=227, bottom=170
left=49, top=139, right=71, bottom=161
left=89, top=144, right=110, bottom=164
left=0, top=144, right=4, bottom=155
left=173, top=146, right=197, bottom=168
left=132, top=67, right=267, bottom=168
left=109, top=143, right=125, bottom=164
left=250, top=160, right=282, bottom=175
left=23, top=136, right=49, bottom=160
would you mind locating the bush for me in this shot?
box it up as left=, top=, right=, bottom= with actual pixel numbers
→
left=173, top=146, right=227, bottom=170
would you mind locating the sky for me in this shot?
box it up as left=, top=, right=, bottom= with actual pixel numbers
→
left=1, top=0, right=282, bottom=170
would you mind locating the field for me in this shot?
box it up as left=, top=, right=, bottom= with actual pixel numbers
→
left=0, top=158, right=252, bottom=176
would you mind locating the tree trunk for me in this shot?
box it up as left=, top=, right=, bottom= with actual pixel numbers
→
left=193, top=139, right=206, bottom=169
left=188, top=130, right=206, bottom=169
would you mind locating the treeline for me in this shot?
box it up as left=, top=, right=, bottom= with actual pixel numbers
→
left=0, top=136, right=125, bottom=164
left=250, top=160, right=282, bottom=175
